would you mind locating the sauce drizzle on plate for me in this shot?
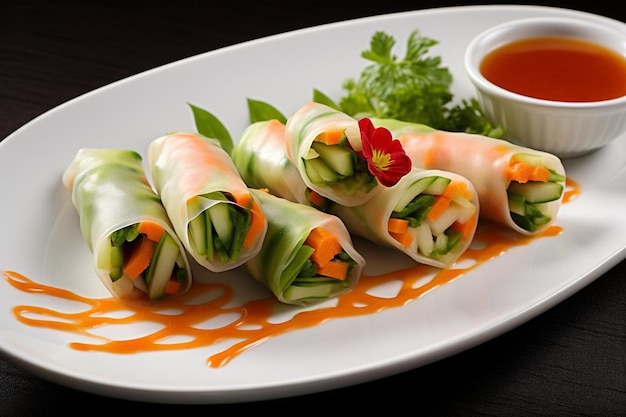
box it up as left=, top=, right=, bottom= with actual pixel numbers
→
left=4, top=179, right=580, bottom=368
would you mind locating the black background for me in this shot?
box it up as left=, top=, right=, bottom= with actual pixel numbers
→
left=1, top=1, right=625, bottom=415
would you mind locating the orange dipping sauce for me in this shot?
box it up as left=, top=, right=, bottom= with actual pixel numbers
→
left=480, top=36, right=626, bottom=102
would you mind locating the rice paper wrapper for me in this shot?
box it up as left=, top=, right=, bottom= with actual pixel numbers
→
left=331, top=167, right=479, bottom=269
left=232, top=119, right=308, bottom=205
left=371, top=119, right=566, bottom=236
left=285, top=102, right=381, bottom=206
left=245, top=189, right=365, bottom=306
left=148, top=132, right=268, bottom=272
left=62, top=148, right=192, bottom=300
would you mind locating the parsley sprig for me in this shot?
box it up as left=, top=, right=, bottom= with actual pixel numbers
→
left=326, top=30, right=504, bottom=138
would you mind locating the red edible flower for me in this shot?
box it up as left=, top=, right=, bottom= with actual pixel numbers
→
left=358, top=118, right=412, bottom=187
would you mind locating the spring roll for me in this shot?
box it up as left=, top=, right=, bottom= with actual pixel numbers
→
left=62, top=148, right=192, bottom=300
left=232, top=119, right=332, bottom=211
left=244, top=189, right=365, bottom=305
left=284, top=102, right=385, bottom=206
left=148, top=132, right=268, bottom=272
left=331, top=167, right=479, bottom=268
left=371, top=118, right=566, bottom=235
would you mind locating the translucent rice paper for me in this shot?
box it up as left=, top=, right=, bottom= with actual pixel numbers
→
left=245, top=189, right=365, bottom=306
left=332, top=167, right=479, bottom=269
left=232, top=119, right=308, bottom=204
left=62, top=148, right=192, bottom=299
left=285, top=102, right=382, bottom=206
left=372, top=119, right=566, bottom=236
left=148, top=132, right=268, bottom=272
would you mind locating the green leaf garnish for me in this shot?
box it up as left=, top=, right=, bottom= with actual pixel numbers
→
left=188, top=102, right=234, bottom=154
left=247, top=98, right=287, bottom=124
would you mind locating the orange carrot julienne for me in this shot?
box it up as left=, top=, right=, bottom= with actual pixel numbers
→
left=138, top=222, right=165, bottom=242
left=388, top=218, right=409, bottom=234
left=307, top=190, right=326, bottom=208
left=165, top=277, right=181, bottom=295
left=242, top=198, right=266, bottom=248
left=317, top=260, right=349, bottom=280
left=315, top=129, right=344, bottom=145
left=451, top=211, right=478, bottom=240
left=427, top=181, right=472, bottom=221
left=426, top=194, right=452, bottom=221
left=123, top=236, right=157, bottom=279
left=234, top=192, right=252, bottom=209
left=507, top=161, right=550, bottom=183
left=443, top=181, right=471, bottom=200
left=390, top=230, right=414, bottom=248
left=304, top=227, right=342, bottom=267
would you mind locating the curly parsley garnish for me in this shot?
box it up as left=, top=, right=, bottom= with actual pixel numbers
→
left=321, top=30, right=504, bottom=138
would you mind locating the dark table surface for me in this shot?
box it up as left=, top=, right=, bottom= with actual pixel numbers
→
left=1, top=1, right=625, bottom=415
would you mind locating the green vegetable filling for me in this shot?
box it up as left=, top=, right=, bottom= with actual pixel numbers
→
left=104, top=224, right=188, bottom=298
left=187, top=191, right=252, bottom=263
left=303, top=140, right=378, bottom=196
left=280, top=242, right=358, bottom=303
left=507, top=171, right=564, bottom=232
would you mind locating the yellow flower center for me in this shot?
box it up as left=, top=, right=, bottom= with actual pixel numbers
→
left=371, top=149, right=391, bottom=171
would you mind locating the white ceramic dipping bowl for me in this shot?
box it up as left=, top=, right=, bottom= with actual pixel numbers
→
left=465, top=17, right=626, bottom=159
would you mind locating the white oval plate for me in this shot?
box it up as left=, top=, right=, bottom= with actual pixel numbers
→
left=1, top=5, right=625, bottom=404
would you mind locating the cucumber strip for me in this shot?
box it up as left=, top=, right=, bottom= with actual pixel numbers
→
left=283, top=282, right=349, bottom=302
left=393, top=176, right=437, bottom=211
left=279, top=244, right=316, bottom=293
left=303, top=148, right=320, bottom=160
left=548, top=169, right=566, bottom=182
left=433, top=232, right=449, bottom=253
left=188, top=213, right=208, bottom=256
left=311, top=141, right=355, bottom=176
left=97, top=236, right=113, bottom=269
left=204, top=209, right=214, bottom=261
left=416, top=222, right=434, bottom=256
left=304, top=157, right=340, bottom=183
left=511, top=212, right=536, bottom=232
left=303, top=158, right=325, bottom=183
left=424, top=176, right=451, bottom=195
left=392, top=194, right=435, bottom=219
left=208, top=202, right=233, bottom=250
left=108, top=246, right=124, bottom=281
left=508, top=181, right=563, bottom=203
left=508, top=192, right=526, bottom=216
left=293, top=275, right=338, bottom=284
left=226, top=204, right=250, bottom=262
left=146, top=233, right=181, bottom=299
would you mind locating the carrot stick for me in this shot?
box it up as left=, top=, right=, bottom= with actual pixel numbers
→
left=307, top=190, right=326, bottom=208
left=304, top=227, right=342, bottom=267
left=388, top=218, right=409, bottom=234
left=165, top=278, right=181, bottom=295
left=315, top=129, right=344, bottom=145
left=427, top=181, right=471, bottom=221
left=317, top=260, right=349, bottom=280
left=123, top=236, right=157, bottom=279
left=507, top=161, right=550, bottom=183
left=426, top=195, right=451, bottom=221
left=138, top=222, right=165, bottom=242
left=389, top=230, right=414, bottom=248
left=243, top=198, right=266, bottom=248
left=443, top=181, right=470, bottom=200
left=451, top=212, right=478, bottom=240
left=233, top=192, right=267, bottom=248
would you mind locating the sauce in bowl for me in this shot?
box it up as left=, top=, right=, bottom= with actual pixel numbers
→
left=479, top=36, right=626, bottom=102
